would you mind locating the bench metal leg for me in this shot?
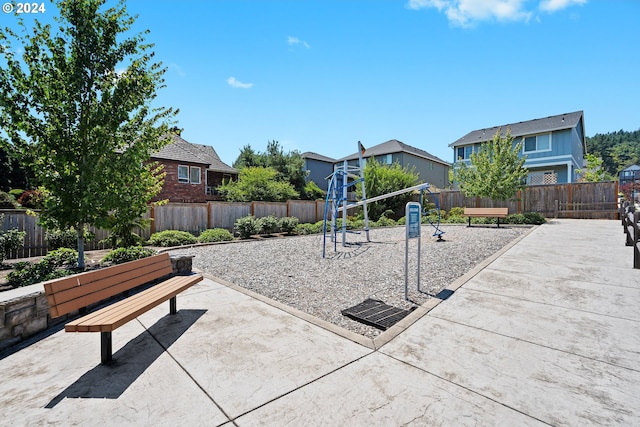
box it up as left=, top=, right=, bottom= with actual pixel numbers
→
left=467, top=217, right=471, bottom=227
left=170, top=296, right=177, bottom=315
left=497, top=218, right=500, bottom=228
left=101, top=332, right=113, bottom=364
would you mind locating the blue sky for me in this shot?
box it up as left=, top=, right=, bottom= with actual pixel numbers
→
left=9, top=0, right=640, bottom=165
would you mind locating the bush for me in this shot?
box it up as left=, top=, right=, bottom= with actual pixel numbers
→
left=102, top=246, right=156, bottom=264
left=0, top=191, right=17, bottom=209
left=46, top=228, right=95, bottom=250
left=523, top=212, right=546, bottom=225
left=17, top=189, right=45, bottom=209
left=147, top=230, right=197, bottom=247
left=6, top=249, right=80, bottom=287
left=278, top=217, right=299, bottom=234
left=295, top=222, right=323, bottom=235
left=197, top=228, right=234, bottom=243
left=235, top=215, right=258, bottom=239
left=44, top=248, right=80, bottom=266
left=374, top=216, right=397, bottom=227
left=448, top=207, right=465, bottom=217
left=302, top=181, right=325, bottom=200
left=256, top=215, right=279, bottom=234
left=0, top=214, right=26, bottom=263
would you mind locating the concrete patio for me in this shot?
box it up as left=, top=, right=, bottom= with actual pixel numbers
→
left=1, top=219, right=638, bottom=426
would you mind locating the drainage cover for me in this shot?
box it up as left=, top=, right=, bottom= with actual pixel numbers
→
left=341, top=299, right=414, bottom=330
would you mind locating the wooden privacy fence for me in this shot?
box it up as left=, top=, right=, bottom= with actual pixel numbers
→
left=437, top=181, right=619, bottom=220
left=1, top=182, right=619, bottom=259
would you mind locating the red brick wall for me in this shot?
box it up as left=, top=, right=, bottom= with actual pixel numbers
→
left=153, top=159, right=206, bottom=203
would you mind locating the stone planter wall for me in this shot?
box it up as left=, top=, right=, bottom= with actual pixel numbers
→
left=0, top=255, right=194, bottom=352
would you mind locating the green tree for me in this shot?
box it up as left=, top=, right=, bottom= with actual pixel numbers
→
left=577, top=153, right=614, bottom=182
left=0, top=0, right=176, bottom=267
left=230, top=141, right=310, bottom=199
left=356, top=158, right=420, bottom=221
left=452, top=128, right=528, bottom=201
left=586, top=129, right=640, bottom=176
left=218, top=167, right=299, bottom=202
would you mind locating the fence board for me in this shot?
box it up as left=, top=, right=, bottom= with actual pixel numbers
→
left=1, top=181, right=619, bottom=259
left=208, top=202, right=251, bottom=230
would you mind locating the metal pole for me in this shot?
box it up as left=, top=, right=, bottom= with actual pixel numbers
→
left=357, top=141, right=370, bottom=242
left=342, top=160, right=348, bottom=246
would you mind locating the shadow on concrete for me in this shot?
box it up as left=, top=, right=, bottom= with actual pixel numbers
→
left=45, top=309, right=206, bottom=408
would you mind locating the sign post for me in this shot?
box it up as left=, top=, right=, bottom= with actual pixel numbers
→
left=405, top=202, right=421, bottom=300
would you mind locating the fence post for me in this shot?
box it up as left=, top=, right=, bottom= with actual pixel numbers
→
left=149, top=205, right=156, bottom=235
left=567, top=183, right=573, bottom=218
left=554, top=200, right=558, bottom=218
left=207, top=202, right=212, bottom=229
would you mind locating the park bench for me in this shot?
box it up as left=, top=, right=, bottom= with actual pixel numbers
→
left=463, top=207, right=509, bottom=228
left=43, top=253, right=203, bottom=364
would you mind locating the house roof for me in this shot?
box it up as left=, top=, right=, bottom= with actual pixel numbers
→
left=449, top=111, right=585, bottom=147
left=336, top=139, right=449, bottom=166
left=152, top=134, right=238, bottom=174
left=301, top=151, right=336, bottom=163
left=622, top=164, right=640, bottom=171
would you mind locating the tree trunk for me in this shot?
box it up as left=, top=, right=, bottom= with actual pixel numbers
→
left=76, top=226, right=85, bottom=269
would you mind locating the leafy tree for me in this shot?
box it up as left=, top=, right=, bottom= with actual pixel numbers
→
left=356, top=158, right=420, bottom=221
left=586, top=129, right=640, bottom=176
left=230, top=140, right=310, bottom=198
left=0, top=0, right=176, bottom=268
left=452, top=128, right=528, bottom=201
left=577, top=153, right=614, bottom=182
left=218, top=167, right=299, bottom=202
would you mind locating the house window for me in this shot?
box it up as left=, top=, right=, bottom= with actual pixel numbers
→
left=190, top=166, right=201, bottom=184
left=178, top=165, right=189, bottom=183
left=178, top=165, right=201, bottom=184
left=456, top=145, right=473, bottom=160
left=523, top=134, right=551, bottom=153
left=383, top=154, right=393, bottom=164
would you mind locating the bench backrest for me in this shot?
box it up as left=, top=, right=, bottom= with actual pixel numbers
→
left=43, top=253, right=174, bottom=318
left=464, top=207, right=508, bottom=215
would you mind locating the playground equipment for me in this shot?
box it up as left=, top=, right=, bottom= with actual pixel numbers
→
left=322, top=142, right=445, bottom=258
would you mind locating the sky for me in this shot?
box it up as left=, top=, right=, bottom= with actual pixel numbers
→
left=5, top=0, right=640, bottom=166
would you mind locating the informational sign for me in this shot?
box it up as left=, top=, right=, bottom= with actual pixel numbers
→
left=405, top=202, right=422, bottom=300
left=406, top=202, right=421, bottom=239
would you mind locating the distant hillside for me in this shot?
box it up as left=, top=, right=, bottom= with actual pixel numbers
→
left=586, top=129, right=640, bottom=176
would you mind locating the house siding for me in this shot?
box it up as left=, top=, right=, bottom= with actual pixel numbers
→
left=153, top=159, right=207, bottom=203
left=304, top=158, right=334, bottom=191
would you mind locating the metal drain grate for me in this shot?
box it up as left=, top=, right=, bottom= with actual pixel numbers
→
left=341, top=299, right=414, bottom=331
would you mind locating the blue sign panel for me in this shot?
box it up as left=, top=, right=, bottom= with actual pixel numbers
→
left=406, top=202, right=421, bottom=239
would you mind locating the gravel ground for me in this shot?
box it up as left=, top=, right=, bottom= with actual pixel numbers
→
left=171, top=224, right=530, bottom=338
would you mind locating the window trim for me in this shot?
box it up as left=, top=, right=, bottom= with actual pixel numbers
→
left=190, top=166, right=201, bottom=184
left=456, top=145, right=473, bottom=160
left=178, top=165, right=189, bottom=183
left=522, top=133, right=552, bottom=154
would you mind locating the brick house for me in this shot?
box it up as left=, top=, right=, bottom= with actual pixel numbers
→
left=151, top=133, right=238, bottom=203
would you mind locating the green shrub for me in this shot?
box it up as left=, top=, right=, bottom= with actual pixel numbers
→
left=6, top=258, right=73, bottom=287
left=374, top=216, right=396, bottom=227
left=396, top=216, right=406, bottom=225
left=0, top=214, right=26, bottom=263
left=0, top=191, right=17, bottom=209
left=523, top=212, right=546, bottom=225
left=235, top=215, right=258, bottom=239
left=102, top=246, right=156, bottom=264
left=278, top=217, right=299, bottom=234
left=46, top=228, right=95, bottom=250
left=448, top=207, right=465, bottom=217
left=17, top=189, right=45, bottom=209
left=295, top=222, right=323, bottom=235
left=256, top=215, right=279, bottom=234
left=147, top=230, right=197, bottom=247
left=44, top=248, right=80, bottom=266
left=197, top=228, right=234, bottom=243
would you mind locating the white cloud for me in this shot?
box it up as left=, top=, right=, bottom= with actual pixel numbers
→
left=539, top=0, right=587, bottom=13
left=407, top=0, right=585, bottom=27
left=287, top=36, right=310, bottom=49
left=227, top=77, right=254, bottom=89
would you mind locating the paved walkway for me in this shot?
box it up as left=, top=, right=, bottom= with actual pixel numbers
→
left=1, top=219, right=639, bottom=426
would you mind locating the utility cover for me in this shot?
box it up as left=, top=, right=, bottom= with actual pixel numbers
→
left=342, top=299, right=414, bottom=330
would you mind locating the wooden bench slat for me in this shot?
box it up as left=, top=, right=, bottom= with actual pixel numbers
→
left=65, top=275, right=202, bottom=333
left=45, top=254, right=173, bottom=318
left=463, top=207, right=509, bottom=217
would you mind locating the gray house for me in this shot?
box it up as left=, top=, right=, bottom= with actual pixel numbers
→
left=301, top=152, right=336, bottom=191
left=450, top=111, right=587, bottom=185
left=335, top=139, right=450, bottom=190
